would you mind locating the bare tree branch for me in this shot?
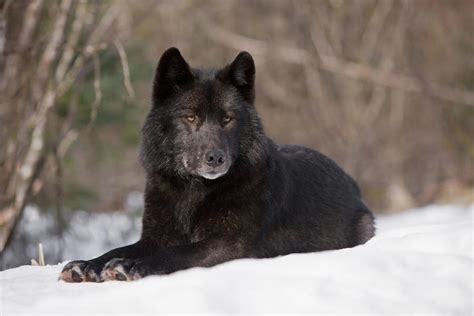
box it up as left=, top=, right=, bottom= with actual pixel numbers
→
left=0, top=0, right=123, bottom=252
left=114, top=39, right=136, bottom=99
left=359, top=0, right=394, bottom=61
left=0, top=0, right=43, bottom=91
left=91, top=53, right=102, bottom=124
left=55, top=0, right=87, bottom=82
left=57, top=3, right=121, bottom=97
left=205, top=24, right=474, bottom=106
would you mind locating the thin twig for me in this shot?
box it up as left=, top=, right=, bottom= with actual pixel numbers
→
left=114, top=39, right=136, bottom=99
left=57, top=3, right=122, bottom=97
left=91, top=53, right=102, bottom=124
left=34, top=0, right=73, bottom=99
left=55, top=0, right=87, bottom=82
left=359, top=0, right=394, bottom=61
left=38, top=243, right=45, bottom=266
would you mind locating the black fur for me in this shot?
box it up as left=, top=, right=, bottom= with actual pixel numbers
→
left=60, top=48, right=375, bottom=282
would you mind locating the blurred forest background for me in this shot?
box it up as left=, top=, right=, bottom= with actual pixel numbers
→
left=1, top=0, right=473, bottom=268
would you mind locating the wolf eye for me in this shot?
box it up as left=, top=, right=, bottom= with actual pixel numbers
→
left=185, top=115, right=196, bottom=123
left=223, top=116, right=232, bottom=124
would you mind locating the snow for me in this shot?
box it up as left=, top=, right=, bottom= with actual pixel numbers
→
left=1, top=204, right=472, bottom=315
left=1, top=192, right=143, bottom=270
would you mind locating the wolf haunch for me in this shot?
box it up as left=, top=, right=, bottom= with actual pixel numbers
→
left=60, top=47, right=375, bottom=282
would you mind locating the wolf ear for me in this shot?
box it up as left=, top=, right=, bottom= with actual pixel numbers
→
left=220, top=51, right=255, bottom=102
left=153, top=47, right=194, bottom=102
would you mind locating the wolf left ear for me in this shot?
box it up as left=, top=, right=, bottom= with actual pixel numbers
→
left=153, top=47, right=194, bottom=102
left=220, top=52, right=255, bottom=102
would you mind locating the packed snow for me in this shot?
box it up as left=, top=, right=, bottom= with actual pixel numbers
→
left=1, top=204, right=472, bottom=315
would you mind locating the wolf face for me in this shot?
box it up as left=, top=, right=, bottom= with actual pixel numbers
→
left=141, top=48, right=267, bottom=181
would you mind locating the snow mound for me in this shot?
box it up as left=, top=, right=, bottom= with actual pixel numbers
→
left=1, top=204, right=472, bottom=314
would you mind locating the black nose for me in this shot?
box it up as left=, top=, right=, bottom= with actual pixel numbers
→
left=205, top=149, right=226, bottom=167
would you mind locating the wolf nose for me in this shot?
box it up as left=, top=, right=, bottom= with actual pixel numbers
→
left=205, top=149, right=226, bottom=167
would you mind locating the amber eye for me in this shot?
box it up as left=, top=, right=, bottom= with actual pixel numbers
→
left=223, top=115, right=232, bottom=124
left=186, top=115, right=196, bottom=123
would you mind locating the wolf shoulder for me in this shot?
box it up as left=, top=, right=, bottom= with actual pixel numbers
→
left=275, top=144, right=361, bottom=197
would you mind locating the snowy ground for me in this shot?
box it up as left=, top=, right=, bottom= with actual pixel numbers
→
left=1, top=204, right=472, bottom=315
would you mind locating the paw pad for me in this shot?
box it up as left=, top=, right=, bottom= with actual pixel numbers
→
left=101, top=258, right=143, bottom=281
left=59, top=261, right=101, bottom=283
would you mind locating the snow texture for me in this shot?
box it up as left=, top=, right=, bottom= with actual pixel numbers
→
left=1, top=204, right=472, bottom=315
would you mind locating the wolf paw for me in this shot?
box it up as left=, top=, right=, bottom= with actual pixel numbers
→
left=101, top=258, right=146, bottom=281
left=59, top=260, right=102, bottom=283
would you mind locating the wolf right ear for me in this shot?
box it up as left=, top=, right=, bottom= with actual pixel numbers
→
left=153, top=47, right=194, bottom=102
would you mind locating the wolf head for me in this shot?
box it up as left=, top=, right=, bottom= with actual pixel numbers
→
left=141, top=48, right=268, bottom=182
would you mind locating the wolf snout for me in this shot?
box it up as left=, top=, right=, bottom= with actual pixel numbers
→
left=197, top=149, right=229, bottom=180
left=205, top=149, right=226, bottom=168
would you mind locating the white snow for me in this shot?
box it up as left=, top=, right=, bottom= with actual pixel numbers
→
left=1, top=204, right=472, bottom=315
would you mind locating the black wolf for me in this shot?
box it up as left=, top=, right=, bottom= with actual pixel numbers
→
left=60, top=48, right=375, bottom=282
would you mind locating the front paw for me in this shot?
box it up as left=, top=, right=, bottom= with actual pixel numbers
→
left=101, top=258, right=149, bottom=281
left=59, top=260, right=102, bottom=283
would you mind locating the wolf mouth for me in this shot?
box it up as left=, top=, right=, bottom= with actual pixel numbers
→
left=198, top=171, right=227, bottom=180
